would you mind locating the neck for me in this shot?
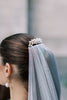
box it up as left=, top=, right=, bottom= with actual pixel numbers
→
left=9, top=80, right=28, bottom=100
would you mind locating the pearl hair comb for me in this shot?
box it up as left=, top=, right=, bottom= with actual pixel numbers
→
left=28, top=38, right=42, bottom=47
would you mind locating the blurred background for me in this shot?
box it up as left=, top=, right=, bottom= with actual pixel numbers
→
left=0, top=0, right=67, bottom=100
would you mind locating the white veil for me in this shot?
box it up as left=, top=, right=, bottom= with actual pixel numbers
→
left=28, top=43, right=61, bottom=100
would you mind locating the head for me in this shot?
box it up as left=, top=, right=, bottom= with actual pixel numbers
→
left=0, top=33, right=34, bottom=91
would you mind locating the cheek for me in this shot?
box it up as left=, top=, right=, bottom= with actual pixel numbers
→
left=0, top=67, right=6, bottom=85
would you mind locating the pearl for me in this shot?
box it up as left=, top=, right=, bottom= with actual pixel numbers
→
left=5, top=83, right=9, bottom=88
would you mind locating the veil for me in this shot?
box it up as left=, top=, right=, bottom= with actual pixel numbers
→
left=28, top=43, right=61, bottom=100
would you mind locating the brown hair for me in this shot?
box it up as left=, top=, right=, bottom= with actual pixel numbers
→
left=0, top=33, right=34, bottom=90
left=0, top=85, right=10, bottom=100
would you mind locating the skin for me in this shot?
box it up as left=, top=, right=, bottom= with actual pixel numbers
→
left=0, top=56, right=28, bottom=100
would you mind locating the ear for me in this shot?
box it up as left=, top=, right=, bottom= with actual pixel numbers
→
left=4, top=63, right=12, bottom=78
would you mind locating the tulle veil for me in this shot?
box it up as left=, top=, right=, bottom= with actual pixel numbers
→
left=28, top=43, right=61, bottom=100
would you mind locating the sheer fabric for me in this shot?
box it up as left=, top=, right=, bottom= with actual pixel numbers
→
left=28, top=44, right=61, bottom=100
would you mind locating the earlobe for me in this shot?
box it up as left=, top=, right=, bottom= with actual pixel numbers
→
left=5, top=63, right=12, bottom=78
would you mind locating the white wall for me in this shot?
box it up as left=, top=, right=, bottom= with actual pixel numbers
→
left=0, top=0, right=28, bottom=42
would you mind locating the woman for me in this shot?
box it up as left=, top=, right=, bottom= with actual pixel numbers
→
left=0, top=33, right=61, bottom=100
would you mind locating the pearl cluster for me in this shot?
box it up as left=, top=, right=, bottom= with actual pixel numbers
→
left=28, top=38, right=42, bottom=47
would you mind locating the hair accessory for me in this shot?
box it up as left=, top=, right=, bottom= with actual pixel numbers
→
left=28, top=38, right=42, bottom=47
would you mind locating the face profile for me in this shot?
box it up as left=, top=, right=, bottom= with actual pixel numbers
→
left=0, top=56, right=10, bottom=100
left=0, top=56, right=6, bottom=85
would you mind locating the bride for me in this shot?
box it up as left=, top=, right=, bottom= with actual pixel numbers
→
left=0, top=33, right=61, bottom=100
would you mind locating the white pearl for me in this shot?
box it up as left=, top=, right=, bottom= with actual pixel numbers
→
left=5, top=83, right=9, bottom=88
